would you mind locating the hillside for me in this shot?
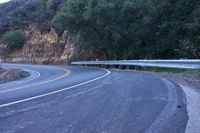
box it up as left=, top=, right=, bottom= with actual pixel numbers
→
left=0, top=0, right=200, bottom=63
left=0, top=0, right=64, bottom=34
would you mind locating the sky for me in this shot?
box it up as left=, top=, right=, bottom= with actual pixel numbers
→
left=0, top=0, right=11, bottom=4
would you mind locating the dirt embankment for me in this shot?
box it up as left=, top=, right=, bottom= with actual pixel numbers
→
left=0, top=25, right=104, bottom=64
left=0, top=68, right=29, bottom=84
left=4, top=25, right=77, bottom=64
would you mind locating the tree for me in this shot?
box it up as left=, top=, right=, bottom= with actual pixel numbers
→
left=2, top=0, right=200, bottom=59
left=2, top=30, right=26, bottom=50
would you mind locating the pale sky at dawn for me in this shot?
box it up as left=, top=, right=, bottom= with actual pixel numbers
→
left=0, top=0, right=11, bottom=4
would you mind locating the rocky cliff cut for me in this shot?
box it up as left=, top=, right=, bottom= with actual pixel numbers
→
left=4, top=25, right=77, bottom=64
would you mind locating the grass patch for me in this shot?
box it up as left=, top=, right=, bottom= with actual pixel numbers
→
left=186, top=68, right=200, bottom=77
left=133, top=66, right=200, bottom=77
left=133, top=66, right=187, bottom=73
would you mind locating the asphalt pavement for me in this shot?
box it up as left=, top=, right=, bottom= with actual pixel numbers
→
left=0, top=63, right=188, bottom=133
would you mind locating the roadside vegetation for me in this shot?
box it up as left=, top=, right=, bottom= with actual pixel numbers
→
left=186, top=68, right=200, bottom=77
left=2, top=30, right=26, bottom=51
left=137, top=67, right=186, bottom=73
left=0, top=0, right=200, bottom=60
left=134, top=66, right=200, bottom=77
left=52, top=0, right=200, bottom=60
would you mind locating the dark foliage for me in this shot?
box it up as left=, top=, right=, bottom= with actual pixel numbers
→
left=2, top=30, right=26, bottom=50
left=51, top=0, right=200, bottom=59
left=1, top=0, right=200, bottom=59
left=0, top=0, right=64, bottom=35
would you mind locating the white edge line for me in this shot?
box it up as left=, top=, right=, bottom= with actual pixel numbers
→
left=0, top=68, right=111, bottom=108
left=18, top=69, right=40, bottom=82
left=0, top=66, right=70, bottom=94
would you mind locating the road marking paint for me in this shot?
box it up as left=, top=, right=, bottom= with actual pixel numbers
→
left=0, top=68, right=110, bottom=108
left=0, top=67, right=71, bottom=94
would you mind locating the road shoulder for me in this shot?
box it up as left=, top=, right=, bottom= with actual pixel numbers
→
left=155, top=72, right=200, bottom=133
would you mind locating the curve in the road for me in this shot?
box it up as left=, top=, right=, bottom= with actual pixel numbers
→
left=0, top=64, right=188, bottom=133
left=0, top=67, right=40, bottom=89
left=0, top=66, right=71, bottom=94
left=0, top=64, right=110, bottom=108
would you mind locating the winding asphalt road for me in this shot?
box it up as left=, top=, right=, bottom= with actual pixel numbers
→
left=0, top=63, right=188, bottom=133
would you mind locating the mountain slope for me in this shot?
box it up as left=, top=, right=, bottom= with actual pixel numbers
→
left=0, top=0, right=200, bottom=62
left=0, top=0, right=64, bottom=34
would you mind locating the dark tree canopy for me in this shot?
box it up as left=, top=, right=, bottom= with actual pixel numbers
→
left=1, top=0, right=200, bottom=59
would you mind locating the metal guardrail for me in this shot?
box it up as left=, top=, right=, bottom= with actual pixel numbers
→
left=71, top=60, right=200, bottom=69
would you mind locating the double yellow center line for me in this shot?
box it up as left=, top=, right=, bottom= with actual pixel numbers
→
left=0, top=66, right=71, bottom=94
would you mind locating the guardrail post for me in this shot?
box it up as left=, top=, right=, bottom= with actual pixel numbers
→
left=120, top=65, right=127, bottom=69
left=125, top=65, right=130, bottom=70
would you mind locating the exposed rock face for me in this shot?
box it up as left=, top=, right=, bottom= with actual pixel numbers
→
left=5, top=25, right=77, bottom=64
left=1, top=25, right=105, bottom=64
left=0, top=45, right=6, bottom=60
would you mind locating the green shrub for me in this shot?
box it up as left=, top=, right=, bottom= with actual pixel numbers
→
left=2, top=30, right=26, bottom=50
left=187, top=68, right=200, bottom=77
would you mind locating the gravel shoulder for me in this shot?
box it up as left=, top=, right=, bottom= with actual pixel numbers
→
left=155, top=72, right=200, bottom=93
left=0, top=68, right=29, bottom=84
left=154, top=72, right=200, bottom=133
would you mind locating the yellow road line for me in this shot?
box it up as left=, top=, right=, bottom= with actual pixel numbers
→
left=37, top=66, right=71, bottom=85
left=0, top=66, right=71, bottom=94
left=0, top=68, right=110, bottom=108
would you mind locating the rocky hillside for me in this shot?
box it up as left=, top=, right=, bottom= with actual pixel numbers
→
left=0, top=0, right=103, bottom=64
left=5, top=25, right=76, bottom=64
left=1, top=0, right=200, bottom=62
left=0, top=24, right=105, bottom=64
left=0, top=0, right=78, bottom=64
